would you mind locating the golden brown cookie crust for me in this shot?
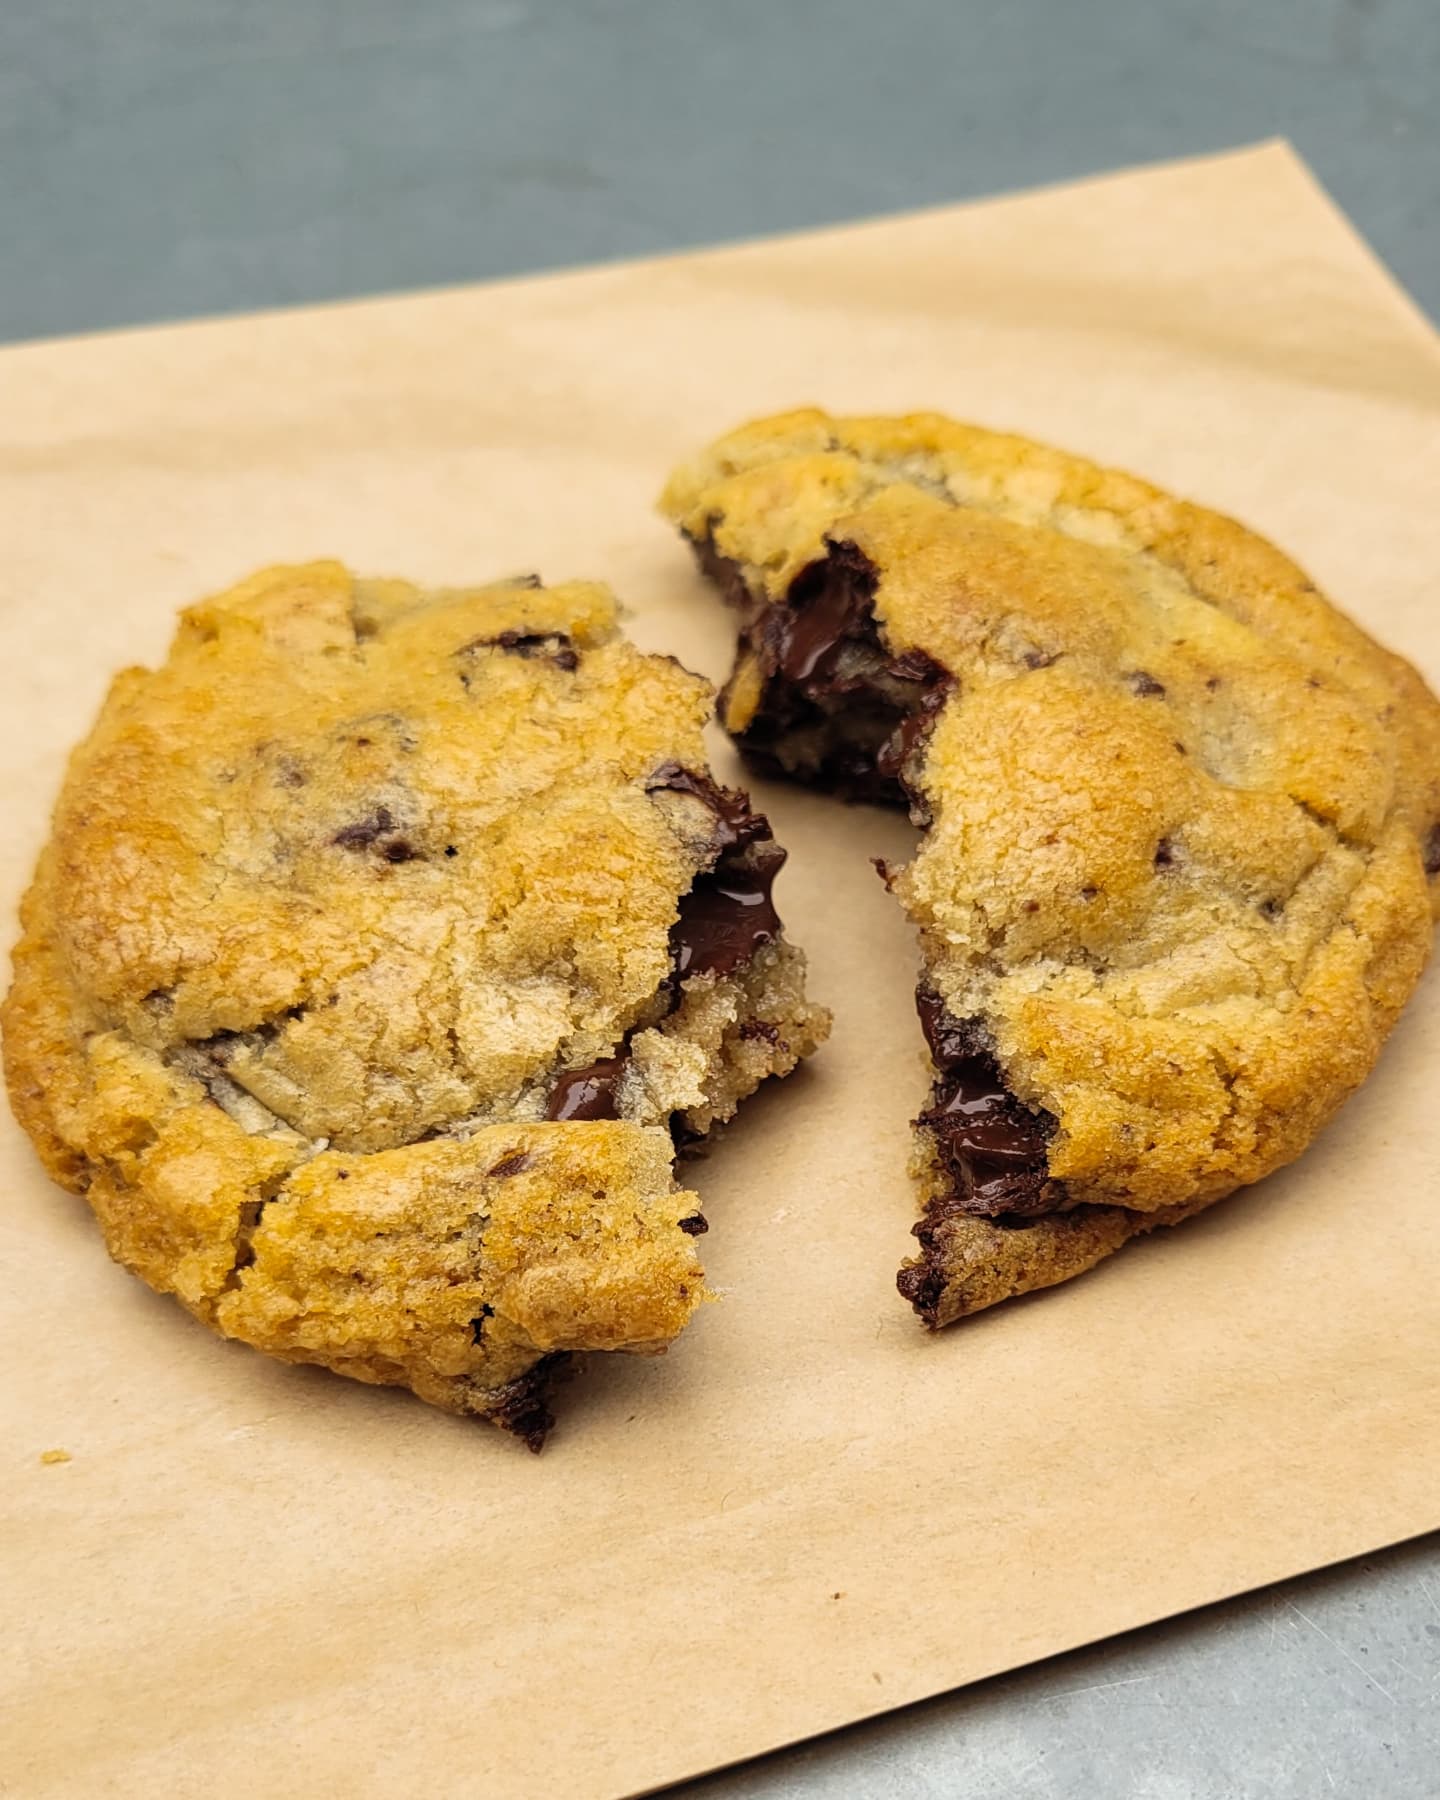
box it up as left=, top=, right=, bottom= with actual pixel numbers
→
left=3, top=562, right=829, bottom=1439
left=663, top=409, right=1440, bottom=1323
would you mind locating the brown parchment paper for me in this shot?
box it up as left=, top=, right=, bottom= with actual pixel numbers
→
left=3, top=142, right=1438, bottom=1799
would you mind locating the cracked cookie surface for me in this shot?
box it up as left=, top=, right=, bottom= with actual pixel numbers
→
left=662, top=408, right=1440, bottom=1323
left=2, top=562, right=829, bottom=1442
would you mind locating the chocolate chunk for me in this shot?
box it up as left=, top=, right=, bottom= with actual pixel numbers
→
left=688, top=527, right=758, bottom=614
left=888, top=648, right=949, bottom=685
left=740, top=1018, right=780, bottom=1044
left=896, top=1256, right=947, bottom=1322
left=333, top=807, right=424, bottom=863
left=487, top=1151, right=534, bottom=1178
left=458, top=630, right=579, bottom=672
left=917, top=1079, right=1054, bottom=1214
left=1126, top=670, right=1166, bottom=698
left=1425, top=823, right=1440, bottom=877
left=488, top=1352, right=571, bottom=1452
left=690, top=535, right=955, bottom=808
left=876, top=671, right=953, bottom=786
left=548, top=773, right=784, bottom=1126
left=645, top=762, right=772, bottom=853
left=672, top=841, right=786, bottom=980
left=778, top=540, right=880, bottom=684
left=915, top=986, right=993, bottom=1068
left=677, top=1214, right=709, bottom=1236
left=913, top=986, right=1058, bottom=1217
left=874, top=710, right=930, bottom=782
left=545, top=1055, right=628, bottom=1122
left=332, top=806, right=396, bottom=851
left=648, top=762, right=788, bottom=981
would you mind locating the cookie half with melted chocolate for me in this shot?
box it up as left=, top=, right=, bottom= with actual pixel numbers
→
left=663, top=409, right=1440, bottom=1324
left=1, top=562, right=830, bottom=1443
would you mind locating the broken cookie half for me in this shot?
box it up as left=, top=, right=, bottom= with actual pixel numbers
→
left=662, top=408, right=1440, bottom=1324
left=2, top=562, right=829, bottom=1445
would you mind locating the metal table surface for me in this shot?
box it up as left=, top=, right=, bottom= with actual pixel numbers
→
left=5, top=4, right=1437, bottom=1795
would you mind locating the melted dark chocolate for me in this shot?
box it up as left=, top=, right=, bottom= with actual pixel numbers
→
left=645, top=762, right=771, bottom=853
left=691, top=536, right=954, bottom=808
left=915, top=987, right=992, bottom=1071
left=776, top=540, right=879, bottom=683
left=544, top=1055, right=628, bottom=1122
left=913, top=986, right=1058, bottom=1217
left=672, top=841, right=785, bottom=980
left=540, top=766, right=785, bottom=1139
left=874, top=669, right=949, bottom=769
left=647, top=762, right=787, bottom=980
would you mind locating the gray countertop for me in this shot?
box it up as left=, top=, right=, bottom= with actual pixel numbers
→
left=5, top=3, right=1437, bottom=1794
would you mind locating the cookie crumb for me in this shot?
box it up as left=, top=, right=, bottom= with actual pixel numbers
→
left=39, top=1448, right=72, bottom=1465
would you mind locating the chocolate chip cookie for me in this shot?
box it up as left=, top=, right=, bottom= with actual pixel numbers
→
left=662, top=409, right=1440, bottom=1323
left=2, top=562, right=829, bottom=1443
